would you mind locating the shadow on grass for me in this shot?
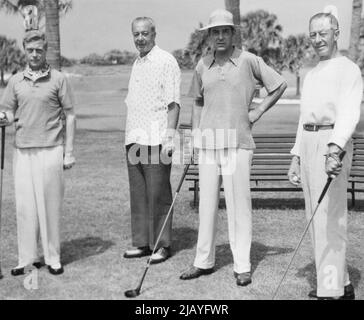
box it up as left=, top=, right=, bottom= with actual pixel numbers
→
left=252, top=198, right=305, bottom=210
left=216, top=198, right=305, bottom=210
left=214, top=241, right=294, bottom=274
left=172, top=227, right=198, bottom=253
left=296, top=262, right=362, bottom=290
left=61, top=236, right=115, bottom=265
left=216, top=197, right=363, bottom=211
left=349, top=199, right=364, bottom=212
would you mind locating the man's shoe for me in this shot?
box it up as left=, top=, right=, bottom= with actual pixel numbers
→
left=179, top=266, right=214, bottom=280
left=11, top=267, right=25, bottom=276
left=48, top=264, right=64, bottom=275
left=11, top=262, right=43, bottom=276
left=309, top=283, right=355, bottom=300
left=149, top=247, right=171, bottom=264
left=123, top=246, right=152, bottom=259
left=234, top=272, right=252, bottom=287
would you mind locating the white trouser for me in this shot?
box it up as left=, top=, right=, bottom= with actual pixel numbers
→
left=300, top=129, right=352, bottom=297
left=193, top=148, right=253, bottom=273
left=13, top=146, right=64, bottom=267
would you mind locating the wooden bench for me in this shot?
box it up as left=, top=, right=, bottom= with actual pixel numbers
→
left=179, top=124, right=364, bottom=208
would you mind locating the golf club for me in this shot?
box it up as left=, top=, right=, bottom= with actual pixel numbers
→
left=0, top=126, right=6, bottom=280
left=124, top=161, right=191, bottom=298
left=272, top=151, right=346, bottom=300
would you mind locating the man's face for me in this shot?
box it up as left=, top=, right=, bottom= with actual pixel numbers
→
left=24, top=40, right=47, bottom=70
left=309, top=17, right=339, bottom=61
left=210, top=26, right=234, bottom=52
left=132, top=20, right=156, bottom=57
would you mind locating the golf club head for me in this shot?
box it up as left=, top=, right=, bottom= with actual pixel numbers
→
left=124, top=288, right=140, bottom=298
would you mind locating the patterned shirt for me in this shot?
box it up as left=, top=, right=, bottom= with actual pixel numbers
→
left=0, top=67, right=75, bottom=148
left=125, top=45, right=181, bottom=146
left=291, top=56, right=363, bottom=156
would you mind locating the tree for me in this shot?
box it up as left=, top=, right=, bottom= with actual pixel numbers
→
left=240, top=10, right=284, bottom=72
left=0, top=0, right=72, bottom=70
left=0, top=35, right=26, bottom=85
left=184, top=23, right=210, bottom=67
left=349, top=0, right=363, bottom=63
left=224, top=0, right=242, bottom=48
left=282, top=34, right=312, bottom=96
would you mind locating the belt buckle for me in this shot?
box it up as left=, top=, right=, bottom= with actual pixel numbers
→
left=304, top=124, right=316, bottom=131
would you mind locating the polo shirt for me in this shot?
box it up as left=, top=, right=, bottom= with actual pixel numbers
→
left=189, top=48, right=285, bottom=150
left=0, top=67, right=75, bottom=149
left=125, top=45, right=181, bottom=146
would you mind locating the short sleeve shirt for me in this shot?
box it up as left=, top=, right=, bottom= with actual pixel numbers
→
left=0, top=68, right=75, bottom=148
left=125, top=45, right=181, bottom=146
left=189, top=48, right=285, bottom=149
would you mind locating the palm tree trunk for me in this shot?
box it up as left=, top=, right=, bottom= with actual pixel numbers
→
left=45, top=0, right=61, bottom=70
left=0, top=68, right=5, bottom=86
left=224, top=0, right=242, bottom=49
left=349, top=0, right=363, bottom=62
left=296, top=72, right=300, bottom=97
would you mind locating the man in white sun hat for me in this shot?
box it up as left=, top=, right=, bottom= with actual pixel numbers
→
left=179, top=9, right=287, bottom=286
left=288, top=5, right=362, bottom=299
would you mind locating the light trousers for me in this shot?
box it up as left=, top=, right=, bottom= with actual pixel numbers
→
left=194, top=148, right=253, bottom=273
left=13, top=146, right=64, bottom=267
left=300, top=130, right=352, bottom=297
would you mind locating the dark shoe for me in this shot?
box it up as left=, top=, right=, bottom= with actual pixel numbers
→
left=149, top=247, right=171, bottom=264
left=234, top=272, right=252, bottom=287
left=180, top=266, right=214, bottom=280
left=11, top=262, right=43, bottom=276
left=123, top=246, right=152, bottom=259
left=48, top=264, right=64, bottom=275
left=310, top=283, right=355, bottom=300
left=11, top=267, right=25, bottom=276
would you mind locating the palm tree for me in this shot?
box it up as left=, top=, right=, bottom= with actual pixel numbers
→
left=0, top=35, right=26, bottom=85
left=349, top=0, right=363, bottom=62
left=0, top=0, right=72, bottom=70
left=224, top=0, right=242, bottom=48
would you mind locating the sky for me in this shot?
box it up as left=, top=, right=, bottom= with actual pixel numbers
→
left=0, top=0, right=356, bottom=59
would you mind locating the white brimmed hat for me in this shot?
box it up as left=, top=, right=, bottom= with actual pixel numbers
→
left=200, top=9, right=236, bottom=31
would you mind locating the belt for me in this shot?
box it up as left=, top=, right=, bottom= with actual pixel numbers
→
left=303, top=124, right=334, bottom=131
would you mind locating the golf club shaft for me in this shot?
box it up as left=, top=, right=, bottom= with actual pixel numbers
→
left=133, top=162, right=191, bottom=293
left=271, top=185, right=329, bottom=300
left=0, top=126, right=5, bottom=277
left=272, top=151, right=346, bottom=299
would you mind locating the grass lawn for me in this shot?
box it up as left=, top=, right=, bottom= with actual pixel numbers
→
left=0, top=65, right=363, bottom=300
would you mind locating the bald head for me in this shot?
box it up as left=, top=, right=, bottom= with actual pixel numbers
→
left=131, top=17, right=156, bottom=33
left=309, top=13, right=339, bottom=31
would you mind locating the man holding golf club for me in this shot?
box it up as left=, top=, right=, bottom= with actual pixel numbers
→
left=0, top=29, right=76, bottom=276
left=288, top=6, right=362, bottom=299
left=123, top=17, right=181, bottom=264
left=179, top=9, right=287, bottom=286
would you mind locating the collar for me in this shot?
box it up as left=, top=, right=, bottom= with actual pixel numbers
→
left=23, top=64, right=51, bottom=81
left=206, top=47, right=241, bottom=69
left=136, top=45, right=159, bottom=63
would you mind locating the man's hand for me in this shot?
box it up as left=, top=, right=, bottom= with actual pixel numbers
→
left=162, top=132, right=175, bottom=157
left=325, top=144, right=344, bottom=178
left=0, top=112, right=10, bottom=127
left=64, top=152, right=76, bottom=170
left=248, top=108, right=262, bottom=127
left=288, top=155, right=301, bottom=186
